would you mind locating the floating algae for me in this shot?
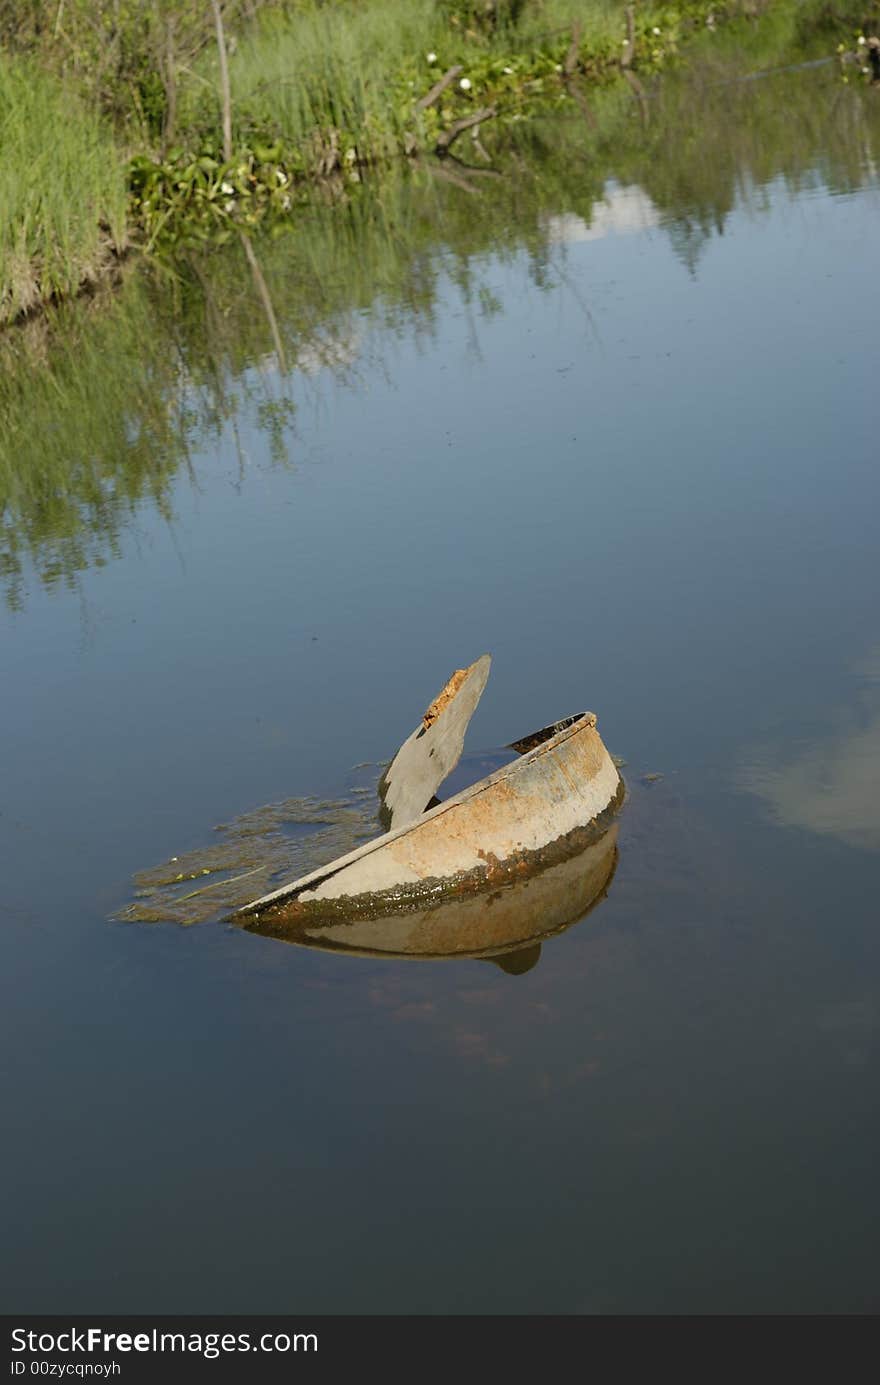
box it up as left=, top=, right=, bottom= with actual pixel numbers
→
left=115, top=788, right=382, bottom=926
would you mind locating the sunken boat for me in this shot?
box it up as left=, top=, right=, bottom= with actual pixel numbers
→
left=234, top=656, right=624, bottom=946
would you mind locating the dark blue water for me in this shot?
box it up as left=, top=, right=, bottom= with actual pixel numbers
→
left=2, top=68, right=879, bottom=1312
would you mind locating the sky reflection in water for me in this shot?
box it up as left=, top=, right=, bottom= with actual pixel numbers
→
left=1, top=57, right=879, bottom=1314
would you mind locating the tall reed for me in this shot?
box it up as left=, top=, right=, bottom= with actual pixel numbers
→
left=0, top=55, right=127, bottom=324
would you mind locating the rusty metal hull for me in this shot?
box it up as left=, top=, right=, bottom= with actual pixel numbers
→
left=234, top=712, right=623, bottom=929
left=241, top=820, right=618, bottom=961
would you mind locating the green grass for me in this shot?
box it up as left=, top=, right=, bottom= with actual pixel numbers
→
left=216, top=0, right=663, bottom=152
left=190, top=0, right=703, bottom=161
left=224, top=0, right=439, bottom=156
left=132, top=0, right=750, bottom=247
left=0, top=55, right=128, bottom=325
left=1, top=0, right=875, bottom=322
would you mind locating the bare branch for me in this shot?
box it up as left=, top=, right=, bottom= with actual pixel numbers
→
left=563, top=19, right=582, bottom=78
left=621, top=5, right=636, bottom=70
left=415, top=65, right=464, bottom=112
left=424, top=160, right=482, bottom=195
left=163, top=16, right=178, bottom=155
left=568, top=79, right=598, bottom=130
left=210, top=0, right=233, bottom=163
left=239, top=233, right=287, bottom=373
left=435, top=106, right=497, bottom=155
left=623, top=69, right=649, bottom=127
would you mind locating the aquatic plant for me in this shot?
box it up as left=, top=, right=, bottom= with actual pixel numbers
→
left=127, top=0, right=762, bottom=248
left=129, top=0, right=880, bottom=249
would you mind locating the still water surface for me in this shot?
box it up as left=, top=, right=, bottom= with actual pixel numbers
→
left=2, top=56, right=879, bottom=1312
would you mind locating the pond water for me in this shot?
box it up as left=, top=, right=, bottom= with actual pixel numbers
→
left=2, top=51, right=879, bottom=1313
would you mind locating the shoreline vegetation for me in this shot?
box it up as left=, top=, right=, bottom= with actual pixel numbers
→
left=3, top=19, right=880, bottom=610
left=1, top=0, right=877, bottom=327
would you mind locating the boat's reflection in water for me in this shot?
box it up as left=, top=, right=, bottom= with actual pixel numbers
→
left=240, top=822, right=618, bottom=975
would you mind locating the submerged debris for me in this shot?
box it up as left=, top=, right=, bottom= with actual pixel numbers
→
left=238, top=659, right=624, bottom=931
left=116, top=656, right=627, bottom=966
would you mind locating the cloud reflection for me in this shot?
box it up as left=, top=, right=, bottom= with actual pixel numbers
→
left=741, top=660, right=880, bottom=850
left=543, top=182, right=659, bottom=246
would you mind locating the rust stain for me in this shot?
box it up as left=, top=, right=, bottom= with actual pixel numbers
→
left=422, top=666, right=470, bottom=730
left=241, top=780, right=624, bottom=940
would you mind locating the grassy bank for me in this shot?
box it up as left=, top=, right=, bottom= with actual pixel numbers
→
left=0, top=0, right=877, bottom=324
left=4, top=27, right=880, bottom=608
left=0, top=53, right=127, bottom=322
